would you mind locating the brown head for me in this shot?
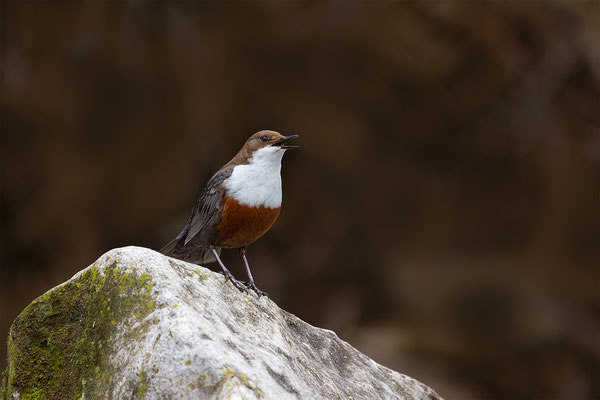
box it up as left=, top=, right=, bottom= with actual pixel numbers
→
left=226, top=130, right=299, bottom=167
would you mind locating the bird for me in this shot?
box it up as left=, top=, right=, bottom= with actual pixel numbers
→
left=160, top=130, right=299, bottom=297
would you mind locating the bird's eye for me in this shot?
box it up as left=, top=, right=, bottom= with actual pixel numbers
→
left=260, top=136, right=268, bottom=142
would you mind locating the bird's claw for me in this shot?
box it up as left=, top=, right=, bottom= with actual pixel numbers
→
left=243, top=281, right=269, bottom=298
left=222, top=271, right=248, bottom=293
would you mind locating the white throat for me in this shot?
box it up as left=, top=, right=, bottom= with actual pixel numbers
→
left=224, top=146, right=284, bottom=208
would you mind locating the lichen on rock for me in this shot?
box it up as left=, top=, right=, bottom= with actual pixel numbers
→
left=1, top=256, right=156, bottom=399
left=1, top=246, right=442, bottom=399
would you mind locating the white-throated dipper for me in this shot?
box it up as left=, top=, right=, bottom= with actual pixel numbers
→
left=160, top=130, right=299, bottom=297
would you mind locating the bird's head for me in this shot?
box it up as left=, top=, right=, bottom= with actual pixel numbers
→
left=246, top=130, right=299, bottom=151
left=226, top=130, right=299, bottom=168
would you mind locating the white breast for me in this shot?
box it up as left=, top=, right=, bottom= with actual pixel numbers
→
left=224, top=146, right=284, bottom=208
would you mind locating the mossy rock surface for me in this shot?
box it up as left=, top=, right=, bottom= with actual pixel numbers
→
left=2, top=252, right=155, bottom=399
left=1, top=246, right=442, bottom=399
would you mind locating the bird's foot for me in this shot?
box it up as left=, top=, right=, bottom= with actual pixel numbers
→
left=243, top=281, right=269, bottom=298
left=222, top=271, right=248, bottom=293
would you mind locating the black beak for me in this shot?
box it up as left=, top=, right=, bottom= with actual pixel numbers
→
left=276, top=134, right=300, bottom=149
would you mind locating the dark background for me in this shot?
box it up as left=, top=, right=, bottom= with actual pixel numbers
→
left=1, top=1, right=598, bottom=399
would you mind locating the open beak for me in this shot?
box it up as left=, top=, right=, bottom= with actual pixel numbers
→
left=275, top=134, right=300, bottom=149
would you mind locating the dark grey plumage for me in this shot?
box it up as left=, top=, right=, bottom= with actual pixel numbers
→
left=160, top=168, right=233, bottom=264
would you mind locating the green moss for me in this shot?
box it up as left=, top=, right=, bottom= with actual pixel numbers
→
left=1, top=262, right=156, bottom=400
left=23, top=388, right=43, bottom=400
left=136, top=366, right=148, bottom=398
left=192, top=269, right=207, bottom=280
left=219, top=366, right=264, bottom=398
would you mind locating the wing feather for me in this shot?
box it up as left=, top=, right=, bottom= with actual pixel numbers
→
left=184, top=167, right=233, bottom=245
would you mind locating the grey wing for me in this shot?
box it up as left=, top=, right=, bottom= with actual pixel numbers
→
left=184, top=167, right=233, bottom=245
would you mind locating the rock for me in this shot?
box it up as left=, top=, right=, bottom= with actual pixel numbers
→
left=1, top=246, right=442, bottom=400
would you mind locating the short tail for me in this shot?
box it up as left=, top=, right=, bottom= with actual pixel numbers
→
left=159, top=238, right=180, bottom=256
left=159, top=238, right=219, bottom=265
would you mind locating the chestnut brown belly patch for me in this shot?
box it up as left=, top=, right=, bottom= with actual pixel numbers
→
left=216, top=196, right=281, bottom=248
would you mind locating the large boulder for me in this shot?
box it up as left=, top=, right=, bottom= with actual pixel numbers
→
left=1, top=246, right=442, bottom=399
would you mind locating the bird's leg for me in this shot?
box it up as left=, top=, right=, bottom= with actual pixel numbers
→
left=211, top=248, right=247, bottom=293
left=239, top=247, right=268, bottom=297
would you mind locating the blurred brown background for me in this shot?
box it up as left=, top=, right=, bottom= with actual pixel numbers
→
left=1, top=1, right=598, bottom=399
